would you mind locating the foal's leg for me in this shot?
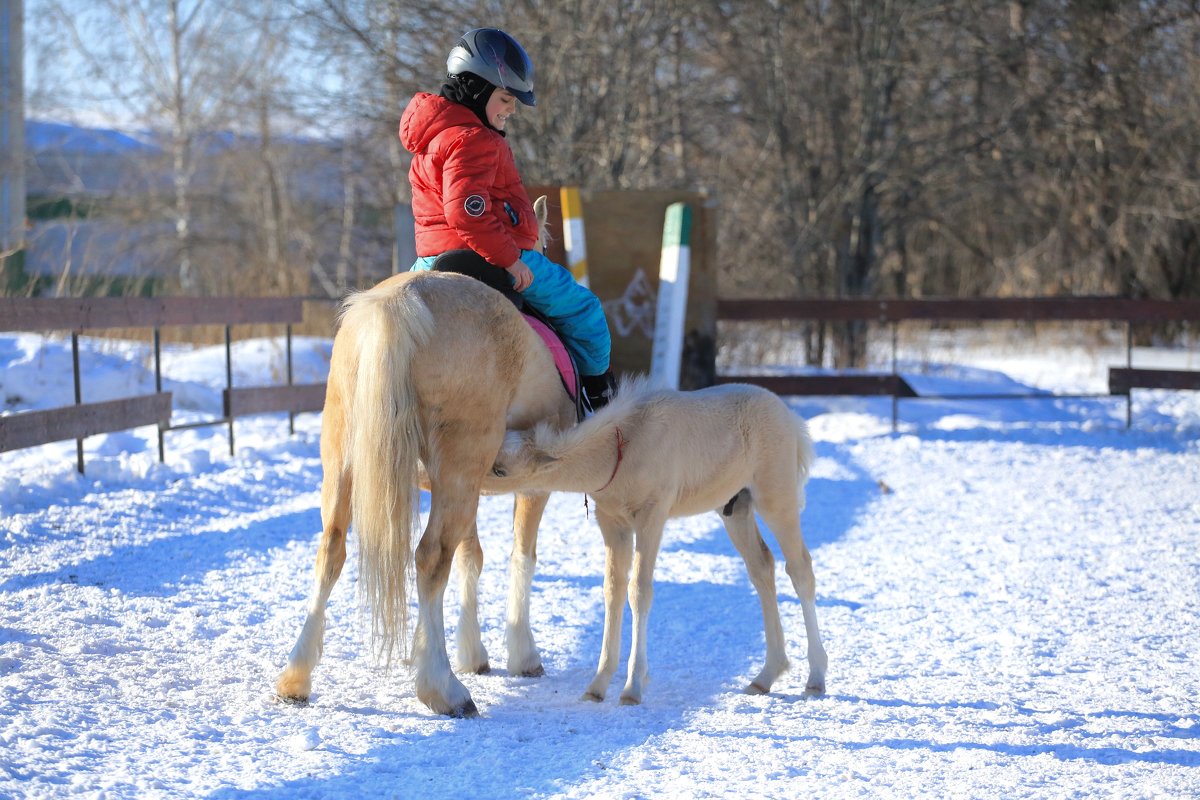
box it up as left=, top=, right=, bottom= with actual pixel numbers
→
left=756, top=490, right=827, bottom=695
left=507, top=491, right=549, bottom=677
left=583, top=508, right=633, bottom=702
left=720, top=490, right=790, bottom=694
left=454, top=526, right=489, bottom=674
left=621, top=506, right=669, bottom=706
left=412, top=479, right=481, bottom=717
left=275, top=453, right=351, bottom=701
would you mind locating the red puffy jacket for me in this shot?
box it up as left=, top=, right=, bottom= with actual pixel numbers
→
left=399, top=92, right=538, bottom=268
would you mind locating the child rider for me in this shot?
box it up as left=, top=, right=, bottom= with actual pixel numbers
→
left=399, top=27, right=617, bottom=411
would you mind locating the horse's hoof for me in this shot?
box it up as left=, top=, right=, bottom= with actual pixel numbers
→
left=618, top=694, right=641, bottom=706
left=275, top=669, right=312, bottom=702
left=448, top=699, right=479, bottom=719
left=516, top=664, right=545, bottom=678
left=580, top=691, right=604, bottom=703
left=462, top=663, right=491, bottom=675
left=804, top=683, right=826, bottom=697
left=745, top=681, right=769, bottom=695
left=274, top=693, right=310, bottom=705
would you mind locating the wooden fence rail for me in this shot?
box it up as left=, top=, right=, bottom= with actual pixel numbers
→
left=716, top=296, right=1200, bottom=428
left=6, top=295, right=1195, bottom=469
left=716, top=297, right=1200, bottom=322
left=0, top=297, right=328, bottom=473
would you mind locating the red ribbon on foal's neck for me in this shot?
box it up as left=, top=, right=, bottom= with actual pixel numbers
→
left=585, top=426, right=626, bottom=518
left=596, top=426, right=626, bottom=493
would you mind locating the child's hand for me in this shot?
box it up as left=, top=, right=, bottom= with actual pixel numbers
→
left=506, top=258, right=534, bottom=292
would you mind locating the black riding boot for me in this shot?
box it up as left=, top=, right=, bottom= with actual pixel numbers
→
left=582, top=370, right=617, bottom=413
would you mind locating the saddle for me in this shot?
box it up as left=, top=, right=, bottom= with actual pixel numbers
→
left=432, top=250, right=584, bottom=420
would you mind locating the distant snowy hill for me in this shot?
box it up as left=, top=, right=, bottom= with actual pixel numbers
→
left=20, top=120, right=389, bottom=289
left=24, top=118, right=347, bottom=203
left=25, top=120, right=161, bottom=157
left=25, top=119, right=163, bottom=198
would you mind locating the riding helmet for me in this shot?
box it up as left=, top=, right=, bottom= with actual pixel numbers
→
left=446, top=28, right=536, bottom=107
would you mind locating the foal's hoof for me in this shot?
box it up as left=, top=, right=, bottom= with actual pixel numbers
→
left=618, top=694, right=641, bottom=706
left=804, top=683, right=826, bottom=697
left=744, top=681, right=770, bottom=695
left=580, top=690, right=604, bottom=703
left=515, top=664, right=545, bottom=678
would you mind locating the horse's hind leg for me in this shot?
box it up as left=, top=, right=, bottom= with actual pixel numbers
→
left=413, top=479, right=480, bottom=717
left=756, top=487, right=827, bottom=696
left=454, top=527, right=489, bottom=674
left=720, top=490, right=790, bottom=695
left=507, top=491, right=548, bottom=677
left=276, top=456, right=351, bottom=702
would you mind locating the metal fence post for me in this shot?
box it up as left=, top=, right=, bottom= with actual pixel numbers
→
left=225, top=324, right=234, bottom=456
left=1124, top=320, right=1133, bottom=428
left=286, top=323, right=295, bottom=435
left=72, top=332, right=83, bottom=473
left=891, top=321, right=899, bottom=432
left=154, top=327, right=165, bottom=462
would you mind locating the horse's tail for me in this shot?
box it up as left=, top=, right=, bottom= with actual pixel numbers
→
left=794, top=414, right=816, bottom=510
left=340, top=282, right=433, bottom=667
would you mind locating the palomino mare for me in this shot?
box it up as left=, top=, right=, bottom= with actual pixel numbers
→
left=489, top=375, right=827, bottom=705
left=275, top=202, right=576, bottom=717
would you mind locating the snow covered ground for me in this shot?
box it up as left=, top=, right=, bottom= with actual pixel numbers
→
left=1, top=327, right=1198, bottom=799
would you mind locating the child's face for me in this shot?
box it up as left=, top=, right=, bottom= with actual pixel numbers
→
left=486, top=89, right=518, bottom=131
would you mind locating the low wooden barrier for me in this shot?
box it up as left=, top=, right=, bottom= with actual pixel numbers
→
left=0, top=297, right=327, bottom=473
left=1108, top=367, right=1200, bottom=395
left=717, top=297, right=1200, bottom=428
left=0, top=395, right=173, bottom=454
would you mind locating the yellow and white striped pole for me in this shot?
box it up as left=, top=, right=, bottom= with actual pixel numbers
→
left=560, top=186, right=589, bottom=287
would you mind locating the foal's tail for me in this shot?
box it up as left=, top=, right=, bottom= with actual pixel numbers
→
left=340, top=282, right=434, bottom=666
left=794, top=415, right=816, bottom=510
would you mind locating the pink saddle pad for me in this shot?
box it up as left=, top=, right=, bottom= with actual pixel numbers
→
left=522, top=314, right=577, bottom=400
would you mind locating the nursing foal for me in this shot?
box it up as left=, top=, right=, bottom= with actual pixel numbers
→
left=490, top=376, right=828, bottom=705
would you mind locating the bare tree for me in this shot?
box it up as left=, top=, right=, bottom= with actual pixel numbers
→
left=36, top=0, right=275, bottom=291
left=21, top=0, right=1200, bottom=355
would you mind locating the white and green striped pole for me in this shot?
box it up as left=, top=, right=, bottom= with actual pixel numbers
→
left=560, top=186, right=589, bottom=287
left=650, top=202, right=692, bottom=390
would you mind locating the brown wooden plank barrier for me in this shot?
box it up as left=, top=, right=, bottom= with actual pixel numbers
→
left=1108, top=368, right=1200, bottom=395
left=0, top=296, right=305, bottom=331
left=224, top=384, right=327, bottom=417
left=717, top=297, right=1200, bottom=323
left=714, top=374, right=917, bottom=397
left=717, top=297, right=1200, bottom=428
left=0, top=394, right=172, bottom=453
left=0, top=297, right=328, bottom=472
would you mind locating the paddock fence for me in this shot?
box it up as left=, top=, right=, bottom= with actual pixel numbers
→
left=0, top=297, right=328, bottom=473
left=5, top=295, right=1198, bottom=473
left=715, top=297, right=1200, bottom=428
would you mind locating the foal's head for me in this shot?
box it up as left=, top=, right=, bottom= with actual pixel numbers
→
left=490, top=427, right=556, bottom=482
